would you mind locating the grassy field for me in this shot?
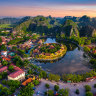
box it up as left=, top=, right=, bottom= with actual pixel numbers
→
left=0, top=24, right=12, bottom=28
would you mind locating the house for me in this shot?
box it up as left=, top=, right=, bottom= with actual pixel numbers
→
left=8, top=70, right=25, bottom=81
left=2, top=57, right=11, bottom=61
left=93, top=50, right=96, bottom=54
left=1, top=51, right=7, bottom=57
left=45, top=53, right=51, bottom=56
left=38, top=39, right=42, bottom=44
left=86, top=77, right=96, bottom=82
left=49, top=45, right=55, bottom=49
left=0, top=66, right=8, bottom=73
left=33, top=49, right=39, bottom=53
left=21, top=78, right=32, bottom=86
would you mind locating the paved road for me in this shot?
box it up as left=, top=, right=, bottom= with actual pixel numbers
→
left=33, top=79, right=96, bottom=96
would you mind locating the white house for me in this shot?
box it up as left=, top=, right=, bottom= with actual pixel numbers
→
left=1, top=51, right=7, bottom=57
left=8, top=70, right=25, bottom=81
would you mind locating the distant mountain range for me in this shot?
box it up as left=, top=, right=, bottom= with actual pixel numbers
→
left=0, top=15, right=96, bottom=37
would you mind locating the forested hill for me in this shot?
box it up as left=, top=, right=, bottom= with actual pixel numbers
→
left=13, top=15, right=96, bottom=37
left=14, top=16, right=60, bottom=36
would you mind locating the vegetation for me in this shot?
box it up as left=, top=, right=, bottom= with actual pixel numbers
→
left=33, top=43, right=67, bottom=61
left=54, top=85, right=59, bottom=91
left=40, top=43, right=61, bottom=53
left=85, top=85, right=91, bottom=92
left=45, top=83, right=50, bottom=89
left=19, top=83, right=34, bottom=96
left=86, top=92, right=93, bottom=96
left=75, top=89, right=80, bottom=95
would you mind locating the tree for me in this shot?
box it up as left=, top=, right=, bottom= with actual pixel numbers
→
left=8, top=65, right=14, bottom=72
left=85, top=85, right=91, bottom=92
left=86, top=92, right=93, bottom=96
left=47, top=90, right=54, bottom=96
left=75, top=89, right=79, bottom=94
left=24, top=59, right=30, bottom=67
left=0, top=44, right=7, bottom=51
left=2, top=60, right=8, bottom=66
left=19, top=84, right=34, bottom=96
left=54, top=85, right=59, bottom=91
left=33, top=80, right=39, bottom=86
left=94, top=84, right=96, bottom=88
left=45, top=83, right=50, bottom=89
left=58, top=88, right=69, bottom=96
left=84, top=46, right=90, bottom=52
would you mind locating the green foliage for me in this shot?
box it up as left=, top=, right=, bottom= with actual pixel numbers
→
left=19, top=83, right=34, bottom=96
left=75, top=89, right=80, bottom=94
left=45, top=83, right=50, bottom=89
left=46, top=90, right=54, bottom=96
left=33, top=80, right=39, bottom=86
left=54, top=85, right=59, bottom=91
left=89, top=59, right=96, bottom=69
left=8, top=65, right=14, bottom=72
left=84, top=46, right=91, bottom=52
left=13, top=56, right=24, bottom=67
left=48, top=73, right=60, bottom=82
left=2, top=60, right=8, bottom=66
left=0, top=44, right=7, bottom=51
left=39, top=71, right=47, bottom=78
left=0, top=24, right=12, bottom=28
left=58, top=88, right=69, bottom=96
left=40, top=43, right=61, bottom=53
left=85, top=85, right=91, bottom=92
left=86, top=92, right=93, bottom=96
left=94, top=84, right=96, bottom=88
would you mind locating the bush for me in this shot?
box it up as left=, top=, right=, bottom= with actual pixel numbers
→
left=33, top=80, right=39, bottom=86
left=54, top=85, right=59, bottom=91
left=94, top=84, right=96, bottom=88
left=75, top=89, right=79, bottom=94
left=84, top=46, right=90, bottom=52
left=45, top=83, right=50, bottom=89
left=86, top=92, right=93, bottom=96
left=85, top=85, right=91, bottom=92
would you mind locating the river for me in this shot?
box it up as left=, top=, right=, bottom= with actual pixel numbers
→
left=31, top=37, right=91, bottom=75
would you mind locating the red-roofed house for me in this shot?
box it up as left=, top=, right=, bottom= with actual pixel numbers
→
left=8, top=70, right=25, bottom=81
left=2, top=57, right=11, bottom=61
left=0, top=66, right=8, bottom=73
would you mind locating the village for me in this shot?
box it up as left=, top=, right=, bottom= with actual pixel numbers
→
left=0, top=28, right=96, bottom=96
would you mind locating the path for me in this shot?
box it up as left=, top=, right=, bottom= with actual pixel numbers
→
left=33, top=79, right=96, bottom=96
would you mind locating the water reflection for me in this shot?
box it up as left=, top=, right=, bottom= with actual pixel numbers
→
left=33, top=38, right=91, bottom=74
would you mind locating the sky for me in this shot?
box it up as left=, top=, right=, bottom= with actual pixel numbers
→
left=0, top=0, right=96, bottom=17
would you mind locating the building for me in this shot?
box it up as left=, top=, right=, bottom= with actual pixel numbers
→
left=86, top=77, right=96, bottom=82
left=38, top=39, right=42, bottom=44
left=8, top=70, right=25, bottom=81
left=21, top=78, right=32, bottom=86
left=0, top=66, right=8, bottom=73
left=2, top=57, right=11, bottom=61
left=1, top=51, right=7, bottom=57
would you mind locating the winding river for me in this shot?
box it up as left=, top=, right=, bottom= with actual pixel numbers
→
left=31, top=38, right=91, bottom=75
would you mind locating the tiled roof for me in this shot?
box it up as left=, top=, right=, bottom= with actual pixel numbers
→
left=22, top=78, right=32, bottom=86
left=2, top=57, right=10, bottom=61
left=8, top=70, right=24, bottom=78
left=0, top=66, right=8, bottom=72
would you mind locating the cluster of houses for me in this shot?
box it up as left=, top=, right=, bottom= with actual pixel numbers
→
left=87, top=45, right=96, bottom=54
left=0, top=63, right=25, bottom=81
left=19, top=39, right=33, bottom=49
left=0, top=50, right=15, bottom=61
left=33, top=43, right=65, bottom=59
left=0, top=36, right=12, bottom=45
